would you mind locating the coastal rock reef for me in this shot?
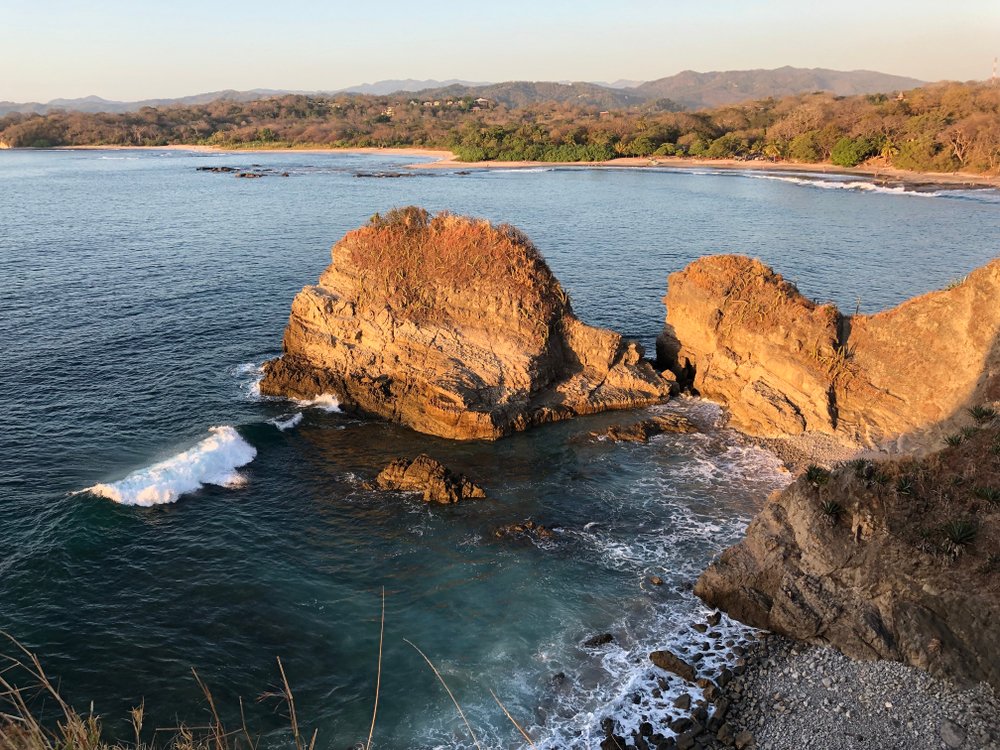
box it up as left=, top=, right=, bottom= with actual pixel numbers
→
left=658, top=255, right=1000, bottom=451
left=696, top=419, right=1000, bottom=690
left=261, top=207, right=671, bottom=439
left=373, top=454, right=485, bottom=504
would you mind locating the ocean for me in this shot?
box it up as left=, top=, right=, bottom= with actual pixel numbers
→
left=1, top=148, right=998, bottom=748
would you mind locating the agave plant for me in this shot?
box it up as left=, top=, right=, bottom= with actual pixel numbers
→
left=968, top=404, right=997, bottom=424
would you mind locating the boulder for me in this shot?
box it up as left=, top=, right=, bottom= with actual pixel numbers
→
left=658, top=255, right=1000, bottom=450
left=650, top=649, right=697, bottom=682
left=374, top=455, right=485, bottom=504
left=261, top=208, right=671, bottom=440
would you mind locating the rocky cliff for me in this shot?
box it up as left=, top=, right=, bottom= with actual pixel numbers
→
left=261, top=208, right=671, bottom=439
left=658, top=255, right=1000, bottom=450
left=696, top=421, right=1000, bottom=689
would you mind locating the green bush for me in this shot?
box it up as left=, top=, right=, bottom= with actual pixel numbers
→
left=830, top=136, right=881, bottom=167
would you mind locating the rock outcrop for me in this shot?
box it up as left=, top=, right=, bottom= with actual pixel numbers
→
left=261, top=208, right=671, bottom=440
left=658, top=255, right=1000, bottom=450
left=591, top=413, right=698, bottom=442
left=696, top=422, right=1000, bottom=689
left=374, top=454, right=485, bottom=504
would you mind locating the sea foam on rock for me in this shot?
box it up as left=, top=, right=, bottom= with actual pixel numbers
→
left=260, top=208, right=671, bottom=440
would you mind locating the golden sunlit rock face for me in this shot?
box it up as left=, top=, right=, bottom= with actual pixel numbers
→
left=261, top=208, right=672, bottom=439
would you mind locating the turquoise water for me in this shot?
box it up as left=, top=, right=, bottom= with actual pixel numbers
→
left=1, top=149, right=998, bottom=748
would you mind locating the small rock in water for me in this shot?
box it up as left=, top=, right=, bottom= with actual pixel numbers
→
left=674, top=693, right=692, bottom=710
left=375, top=455, right=486, bottom=504
left=707, top=611, right=722, bottom=626
left=650, top=649, right=697, bottom=682
left=494, top=519, right=556, bottom=541
left=583, top=632, right=615, bottom=648
left=649, top=575, right=664, bottom=586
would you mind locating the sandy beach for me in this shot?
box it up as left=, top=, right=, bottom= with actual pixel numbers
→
left=49, top=144, right=1000, bottom=190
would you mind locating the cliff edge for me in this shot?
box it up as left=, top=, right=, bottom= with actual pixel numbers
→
left=696, top=421, right=1000, bottom=689
left=260, top=208, right=671, bottom=440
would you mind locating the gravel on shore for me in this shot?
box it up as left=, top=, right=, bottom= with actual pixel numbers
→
left=711, top=634, right=1000, bottom=750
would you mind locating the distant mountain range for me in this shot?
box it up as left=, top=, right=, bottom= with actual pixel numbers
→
left=0, top=67, right=928, bottom=116
left=633, top=66, right=926, bottom=108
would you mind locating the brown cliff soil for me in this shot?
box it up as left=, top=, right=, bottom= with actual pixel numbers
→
left=261, top=207, right=671, bottom=439
left=696, top=419, right=1000, bottom=689
left=658, top=255, right=1000, bottom=453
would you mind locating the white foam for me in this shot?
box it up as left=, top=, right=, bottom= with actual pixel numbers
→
left=744, top=172, right=942, bottom=197
left=293, top=393, right=341, bottom=412
left=233, top=361, right=265, bottom=400
left=81, top=426, right=257, bottom=506
left=491, top=167, right=554, bottom=173
left=270, top=412, right=303, bottom=431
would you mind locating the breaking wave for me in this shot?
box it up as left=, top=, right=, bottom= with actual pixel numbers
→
left=80, top=426, right=257, bottom=506
left=270, top=412, right=303, bottom=431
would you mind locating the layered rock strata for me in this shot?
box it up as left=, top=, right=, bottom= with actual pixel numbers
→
left=658, top=255, right=1000, bottom=450
left=261, top=208, right=671, bottom=440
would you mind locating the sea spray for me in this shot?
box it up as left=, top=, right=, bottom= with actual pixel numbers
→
left=82, top=426, right=257, bottom=506
left=293, top=393, right=341, bottom=412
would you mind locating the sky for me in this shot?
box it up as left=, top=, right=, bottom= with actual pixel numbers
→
left=2, top=0, right=998, bottom=102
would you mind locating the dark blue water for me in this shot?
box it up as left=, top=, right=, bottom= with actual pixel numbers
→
left=1, top=149, right=997, bottom=749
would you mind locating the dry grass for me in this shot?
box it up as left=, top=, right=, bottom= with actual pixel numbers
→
left=336, top=207, right=569, bottom=332
left=827, top=415, right=1000, bottom=573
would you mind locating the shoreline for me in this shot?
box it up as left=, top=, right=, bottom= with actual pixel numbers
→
left=45, top=144, right=1000, bottom=191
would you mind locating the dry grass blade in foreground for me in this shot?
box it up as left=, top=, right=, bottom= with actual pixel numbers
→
left=365, top=587, right=385, bottom=750
left=403, top=639, right=482, bottom=750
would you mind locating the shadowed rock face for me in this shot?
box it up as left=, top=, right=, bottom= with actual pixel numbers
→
left=696, top=425, right=1000, bottom=690
left=658, top=255, right=1000, bottom=451
left=261, top=208, right=671, bottom=440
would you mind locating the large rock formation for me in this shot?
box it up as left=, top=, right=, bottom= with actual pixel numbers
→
left=261, top=208, right=671, bottom=439
left=658, top=255, right=1000, bottom=450
left=696, top=422, right=1000, bottom=689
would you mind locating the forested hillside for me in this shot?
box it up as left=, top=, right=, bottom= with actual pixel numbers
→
left=1, top=82, right=996, bottom=174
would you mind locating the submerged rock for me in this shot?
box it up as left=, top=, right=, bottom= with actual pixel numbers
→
left=493, top=519, right=556, bottom=541
left=374, top=454, right=485, bottom=504
left=696, top=424, right=1000, bottom=690
left=658, top=255, right=1000, bottom=450
left=591, top=413, right=698, bottom=442
left=260, top=208, right=671, bottom=440
left=583, top=632, right=615, bottom=648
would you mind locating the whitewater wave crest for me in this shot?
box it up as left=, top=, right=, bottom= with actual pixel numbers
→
left=80, top=426, right=257, bottom=506
left=746, top=172, right=942, bottom=196
left=270, top=412, right=303, bottom=431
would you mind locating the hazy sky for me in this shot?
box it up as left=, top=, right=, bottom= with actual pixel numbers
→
left=3, top=0, right=997, bottom=101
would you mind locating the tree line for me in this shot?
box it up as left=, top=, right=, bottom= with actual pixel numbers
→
left=1, top=82, right=997, bottom=173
